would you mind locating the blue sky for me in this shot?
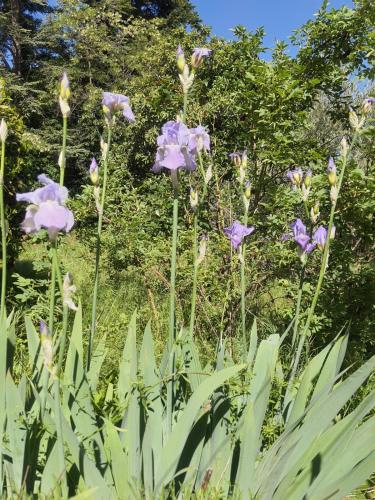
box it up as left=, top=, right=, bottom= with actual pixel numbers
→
left=191, top=0, right=353, bottom=50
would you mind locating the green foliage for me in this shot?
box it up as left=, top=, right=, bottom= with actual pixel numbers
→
left=1, top=311, right=375, bottom=498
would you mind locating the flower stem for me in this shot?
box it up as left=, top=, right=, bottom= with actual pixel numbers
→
left=59, top=116, right=68, bottom=186
left=0, top=125, right=8, bottom=488
left=183, top=91, right=188, bottom=123
left=189, top=214, right=198, bottom=337
left=88, top=124, right=112, bottom=370
left=49, top=244, right=58, bottom=336
left=240, top=209, right=249, bottom=348
left=291, top=262, right=306, bottom=347
left=189, top=154, right=207, bottom=337
left=0, top=138, right=6, bottom=320
left=167, top=176, right=179, bottom=435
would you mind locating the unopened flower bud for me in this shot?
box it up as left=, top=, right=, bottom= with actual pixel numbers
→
left=349, top=109, right=359, bottom=130
left=362, top=97, right=375, bottom=114
left=330, top=185, right=338, bottom=203
left=340, top=136, right=348, bottom=157
left=287, top=168, right=303, bottom=187
left=89, top=157, right=99, bottom=185
left=230, top=152, right=242, bottom=168
left=40, top=321, right=53, bottom=370
left=60, top=72, right=70, bottom=100
left=63, top=272, right=78, bottom=311
left=304, top=169, right=312, bottom=188
left=179, top=64, right=194, bottom=93
left=238, top=165, right=245, bottom=184
left=190, top=188, right=198, bottom=210
left=327, top=157, right=337, bottom=186
left=176, top=45, right=186, bottom=73
left=59, top=96, right=70, bottom=118
left=241, top=149, right=248, bottom=168
left=94, top=185, right=101, bottom=214
left=244, top=180, right=251, bottom=199
left=0, top=119, right=7, bottom=143
left=301, top=184, right=310, bottom=202
left=100, top=136, right=108, bottom=158
left=197, top=235, right=208, bottom=265
left=310, top=202, right=320, bottom=224
left=204, top=164, right=213, bottom=185
left=330, top=225, right=336, bottom=240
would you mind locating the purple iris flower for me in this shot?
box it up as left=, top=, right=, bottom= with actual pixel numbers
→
left=291, top=219, right=316, bottom=254
left=365, top=97, right=375, bottom=104
left=16, top=174, right=74, bottom=240
left=224, top=220, right=255, bottom=250
left=313, top=226, right=327, bottom=250
left=102, top=92, right=135, bottom=122
left=191, top=47, right=212, bottom=68
left=189, top=125, right=210, bottom=154
left=152, top=121, right=197, bottom=173
left=193, top=47, right=212, bottom=58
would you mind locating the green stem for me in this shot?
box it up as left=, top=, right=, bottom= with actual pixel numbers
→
left=167, top=179, right=179, bottom=435
left=189, top=154, right=208, bottom=337
left=0, top=140, right=6, bottom=320
left=183, top=91, right=188, bottom=123
left=88, top=125, right=112, bottom=370
left=49, top=244, right=58, bottom=336
left=189, top=214, right=198, bottom=337
left=41, top=242, right=58, bottom=417
left=59, top=116, right=68, bottom=186
left=240, top=209, right=249, bottom=348
left=291, top=263, right=306, bottom=348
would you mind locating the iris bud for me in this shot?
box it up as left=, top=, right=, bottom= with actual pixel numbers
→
left=190, top=188, right=198, bottom=210
left=304, top=169, right=312, bottom=188
left=89, top=158, right=99, bottom=186
left=176, top=45, right=186, bottom=73
left=349, top=110, right=359, bottom=130
left=244, top=180, right=251, bottom=199
left=60, top=72, right=71, bottom=100
left=0, top=119, right=8, bottom=143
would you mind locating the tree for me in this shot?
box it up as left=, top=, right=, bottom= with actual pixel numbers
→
left=0, top=0, right=53, bottom=77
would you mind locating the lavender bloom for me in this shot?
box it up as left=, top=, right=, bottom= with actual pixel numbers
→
left=286, top=167, right=303, bottom=186
left=189, top=125, right=210, bottom=154
left=291, top=219, right=316, bottom=254
left=191, top=47, right=212, bottom=68
left=224, top=220, right=255, bottom=250
left=152, top=121, right=197, bottom=173
left=16, top=174, right=74, bottom=240
left=365, top=97, right=375, bottom=104
left=313, top=226, right=327, bottom=251
left=102, top=92, right=135, bottom=122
